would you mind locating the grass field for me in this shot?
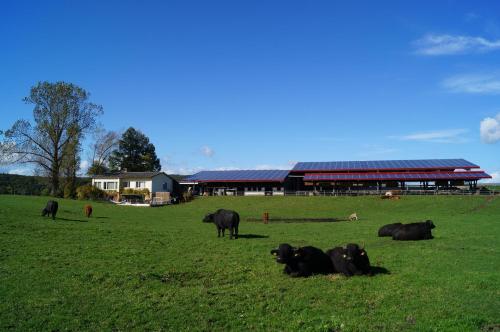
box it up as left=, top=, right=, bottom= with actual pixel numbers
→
left=0, top=195, right=499, bottom=331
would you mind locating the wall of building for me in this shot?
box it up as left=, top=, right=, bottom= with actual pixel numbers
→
left=151, top=174, right=174, bottom=193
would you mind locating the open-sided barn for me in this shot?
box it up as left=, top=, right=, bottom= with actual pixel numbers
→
left=181, top=159, right=491, bottom=195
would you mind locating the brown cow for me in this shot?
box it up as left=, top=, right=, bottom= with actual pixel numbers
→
left=84, top=205, right=93, bottom=218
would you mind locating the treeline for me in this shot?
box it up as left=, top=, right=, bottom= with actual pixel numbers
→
left=0, top=174, right=90, bottom=196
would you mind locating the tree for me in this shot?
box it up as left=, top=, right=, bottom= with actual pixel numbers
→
left=87, top=127, right=119, bottom=175
left=109, top=127, right=161, bottom=172
left=1, top=82, right=102, bottom=196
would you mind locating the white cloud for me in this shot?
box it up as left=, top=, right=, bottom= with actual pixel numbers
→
left=79, top=160, right=90, bottom=174
left=8, top=168, right=32, bottom=176
left=481, top=171, right=500, bottom=184
left=442, top=74, right=500, bottom=94
left=414, top=34, right=500, bottom=55
left=390, top=129, right=469, bottom=143
left=480, top=113, right=500, bottom=143
left=200, top=146, right=215, bottom=158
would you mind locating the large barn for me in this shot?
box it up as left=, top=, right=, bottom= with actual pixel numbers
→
left=181, top=159, right=491, bottom=195
left=289, top=158, right=491, bottom=192
left=182, top=170, right=290, bottom=196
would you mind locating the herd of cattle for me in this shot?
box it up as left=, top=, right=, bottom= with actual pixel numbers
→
left=41, top=201, right=436, bottom=279
left=202, top=208, right=436, bottom=278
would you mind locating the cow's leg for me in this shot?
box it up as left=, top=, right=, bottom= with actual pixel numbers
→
left=229, top=227, right=234, bottom=240
left=222, top=228, right=225, bottom=237
left=234, top=225, right=239, bottom=239
left=217, top=226, right=221, bottom=237
left=52, top=212, right=55, bottom=220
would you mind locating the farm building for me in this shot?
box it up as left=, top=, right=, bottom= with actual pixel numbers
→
left=182, top=159, right=491, bottom=195
left=289, top=158, right=491, bottom=192
left=92, top=171, right=177, bottom=203
left=181, top=170, right=290, bottom=196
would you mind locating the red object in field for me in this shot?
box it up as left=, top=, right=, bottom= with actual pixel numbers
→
left=263, top=212, right=269, bottom=224
left=84, top=205, right=93, bottom=218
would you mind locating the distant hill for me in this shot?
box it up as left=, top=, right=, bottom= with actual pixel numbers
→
left=168, top=174, right=191, bottom=182
left=0, top=174, right=90, bottom=196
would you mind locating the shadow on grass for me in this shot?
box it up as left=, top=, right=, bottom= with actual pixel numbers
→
left=56, top=217, right=88, bottom=223
left=238, top=234, right=269, bottom=239
left=371, top=266, right=390, bottom=275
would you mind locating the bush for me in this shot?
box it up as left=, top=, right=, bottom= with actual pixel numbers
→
left=76, top=185, right=107, bottom=201
left=121, top=188, right=150, bottom=199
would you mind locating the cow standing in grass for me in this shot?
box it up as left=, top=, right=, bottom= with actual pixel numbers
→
left=84, top=205, right=93, bottom=218
left=203, top=209, right=240, bottom=239
left=392, top=220, right=435, bottom=241
left=41, top=200, right=58, bottom=220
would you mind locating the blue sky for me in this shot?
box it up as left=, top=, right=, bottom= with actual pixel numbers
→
left=0, top=0, right=499, bottom=181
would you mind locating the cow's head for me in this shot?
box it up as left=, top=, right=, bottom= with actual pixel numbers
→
left=271, top=243, right=295, bottom=264
left=425, top=220, right=435, bottom=229
left=345, top=243, right=361, bottom=261
left=41, top=208, right=48, bottom=217
left=203, top=213, right=214, bottom=223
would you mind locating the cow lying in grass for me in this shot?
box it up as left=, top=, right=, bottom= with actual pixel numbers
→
left=378, top=222, right=403, bottom=237
left=378, top=220, right=435, bottom=240
left=41, top=200, right=58, bottom=220
left=203, top=209, right=240, bottom=239
left=326, top=243, right=372, bottom=276
left=270, top=243, right=334, bottom=277
left=392, top=220, right=435, bottom=241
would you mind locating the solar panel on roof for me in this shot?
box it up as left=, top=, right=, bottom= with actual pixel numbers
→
left=185, top=170, right=290, bottom=182
left=303, top=171, right=491, bottom=181
left=293, top=159, right=479, bottom=171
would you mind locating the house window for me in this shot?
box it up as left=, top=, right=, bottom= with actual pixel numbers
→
left=105, top=182, right=117, bottom=190
left=136, top=181, right=145, bottom=188
left=122, top=181, right=129, bottom=188
left=95, top=181, right=102, bottom=189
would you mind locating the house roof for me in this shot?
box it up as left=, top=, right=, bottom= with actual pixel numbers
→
left=92, top=171, right=167, bottom=179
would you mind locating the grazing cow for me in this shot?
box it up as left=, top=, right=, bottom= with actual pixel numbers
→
left=378, top=222, right=403, bottom=237
left=203, top=209, right=240, bottom=239
left=41, top=200, right=58, bottom=220
left=84, top=205, right=93, bottom=218
left=348, top=213, right=358, bottom=221
left=271, top=243, right=334, bottom=277
left=392, top=220, right=435, bottom=241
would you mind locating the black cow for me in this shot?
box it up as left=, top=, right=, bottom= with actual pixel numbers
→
left=271, top=243, right=334, bottom=277
left=392, top=220, right=435, bottom=241
left=345, top=243, right=372, bottom=276
left=325, top=247, right=352, bottom=276
left=203, top=209, right=240, bottom=239
left=41, top=200, right=58, bottom=220
left=326, top=244, right=372, bottom=276
left=378, top=222, right=403, bottom=237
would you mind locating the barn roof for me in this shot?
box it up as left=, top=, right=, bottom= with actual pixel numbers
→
left=184, top=170, right=290, bottom=183
left=303, top=171, right=491, bottom=182
left=293, top=159, right=479, bottom=172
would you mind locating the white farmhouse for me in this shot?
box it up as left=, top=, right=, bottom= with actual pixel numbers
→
left=91, top=171, right=176, bottom=202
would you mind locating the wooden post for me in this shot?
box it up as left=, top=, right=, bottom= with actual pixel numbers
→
left=263, top=212, right=269, bottom=224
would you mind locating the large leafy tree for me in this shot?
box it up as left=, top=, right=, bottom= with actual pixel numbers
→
left=109, top=127, right=161, bottom=172
left=1, top=82, right=102, bottom=195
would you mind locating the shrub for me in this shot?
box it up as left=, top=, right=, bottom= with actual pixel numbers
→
left=76, top=185, right=107, bottom=201
left=121, top=188, right=150, bottom=199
